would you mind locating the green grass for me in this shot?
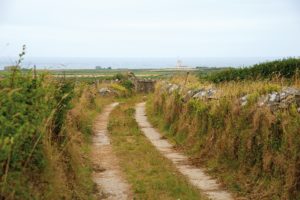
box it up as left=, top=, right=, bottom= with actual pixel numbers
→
left=46, top=68, right=199, bottom=80
left=107, top=98, right=206, bottom=200
left=1, top=68, right=200, bottom=84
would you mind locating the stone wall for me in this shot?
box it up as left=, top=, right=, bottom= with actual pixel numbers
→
left=134, top=80, right=156, bottom=93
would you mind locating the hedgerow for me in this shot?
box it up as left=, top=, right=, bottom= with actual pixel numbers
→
left=0, top=44, right=101, bottom=198
left=0, top=64, right=77, bottom=198
left=206, top=58, right=300, bottom=83
left=148, top=79, right=300, bottom=199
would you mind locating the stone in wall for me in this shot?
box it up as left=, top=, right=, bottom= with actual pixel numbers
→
left=240, top=95, right=249, bottom=106
left=241, top=87, right=300, bottom=112
left=193, top=88, right=218, bottom=100
left=99, top=87, right=112, bottom=96
left=167, top=84, right=180, bottom=94
left=183, top=89, right=201, bottom=102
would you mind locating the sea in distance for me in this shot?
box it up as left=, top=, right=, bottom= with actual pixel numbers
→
left=0, top=56, right=291, bottom=70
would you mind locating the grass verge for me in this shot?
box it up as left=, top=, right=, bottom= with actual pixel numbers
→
left=40, top=87, right=113, bottom=199
left=107, top=97, right=206, bottom=200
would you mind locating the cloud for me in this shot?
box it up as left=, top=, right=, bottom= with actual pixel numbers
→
left=0, top=0, right=299, bottom=57
left=0, top=0, right=10, bottom=23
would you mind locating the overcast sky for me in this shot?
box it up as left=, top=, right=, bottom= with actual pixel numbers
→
left=0, top=0, right=299, bottom=58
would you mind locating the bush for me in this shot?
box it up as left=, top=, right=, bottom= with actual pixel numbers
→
left=121, top=80, right=134, bottom=91
left=0, top=68, right=77, bottom=198
left=206, top=58, right=300, bottom=83
left=110, top=83, right=131, bottom=97
left=113, top=73, right=126, bottom=81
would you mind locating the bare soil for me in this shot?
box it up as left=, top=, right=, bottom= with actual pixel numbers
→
left=92, top=103, right=132, bottom=200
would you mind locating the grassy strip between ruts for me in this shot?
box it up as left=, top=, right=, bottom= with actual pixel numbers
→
left=107, top=97, right=206, bottom=200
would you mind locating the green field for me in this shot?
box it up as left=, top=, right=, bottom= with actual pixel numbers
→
left=0, top=68, right=203, bottom=84
left=49, top=68, right=199, bottom=79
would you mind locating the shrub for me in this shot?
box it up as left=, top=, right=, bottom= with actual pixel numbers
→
left=121, top=79, right=134, bottom=91
left=110, top=83, right=131, bottom=97
left=113, top=73, right=126, bottom=81
left=206, top=58, right=300, bottom=83
left=0, top=67, right=80, bottom=199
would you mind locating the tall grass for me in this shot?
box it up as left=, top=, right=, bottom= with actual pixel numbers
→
left=148, top=77, right=300, bottom=199
left=0, top=65, right=107, bottom=199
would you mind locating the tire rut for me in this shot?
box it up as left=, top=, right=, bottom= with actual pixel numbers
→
left=92, top=103, right=132, bottom=200
left=135, top=102, right=234, bottom=200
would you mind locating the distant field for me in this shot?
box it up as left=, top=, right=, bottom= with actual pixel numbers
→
left=49, top=68, right=198, bottom=78
left=0, top=67, right=228, bottom=84
left=0, top=68, right=202, bottom=80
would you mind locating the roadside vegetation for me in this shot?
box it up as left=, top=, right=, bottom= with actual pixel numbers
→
left=107, top=98, right=206, bottom=200
left=206, top=58, right=300, bottom=83
left=147, top=73, right=300, bottom=199
left=2, top=53, right=300, bottom=200
left=0, top=61, right=113, bottom=199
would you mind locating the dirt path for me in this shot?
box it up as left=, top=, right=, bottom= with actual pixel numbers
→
left=92, top=103, right=131, bottom=200
left=135, top=102, right=234, bottom=200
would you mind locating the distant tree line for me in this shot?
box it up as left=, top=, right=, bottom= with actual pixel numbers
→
left=95, top=66, right=112, bottom=70
left=205, top=58, right=300, bottom=83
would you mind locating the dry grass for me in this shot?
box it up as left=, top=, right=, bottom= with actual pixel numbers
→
left=107, top=97, right=206, bottom=200
left=40, top=84, right=113, bottom=199
left=147, top=76, right=300, bottom=199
